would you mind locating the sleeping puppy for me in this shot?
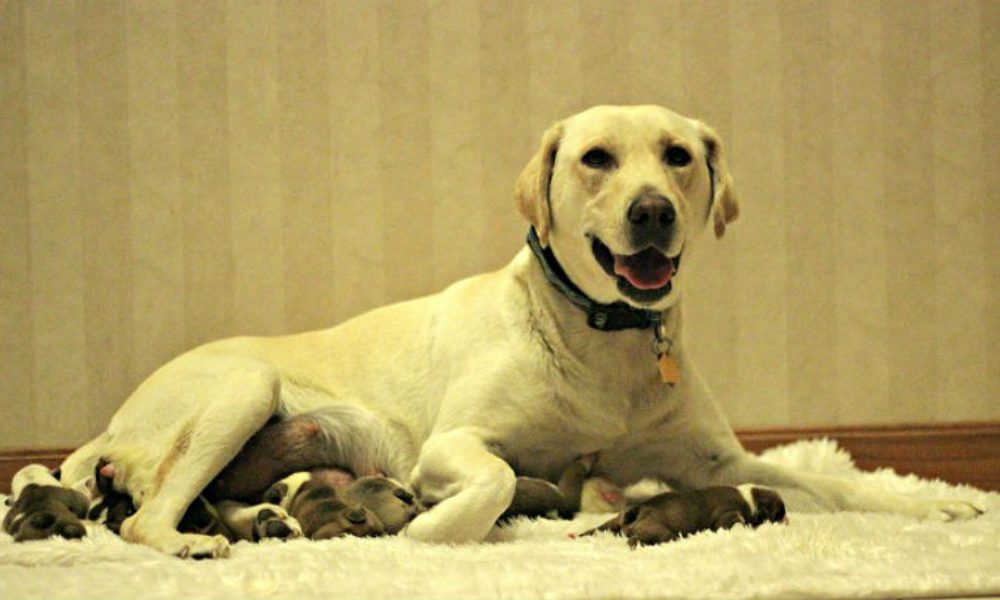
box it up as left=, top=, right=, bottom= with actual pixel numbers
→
left=581, top=485, right=786, bottom=547
left=88, top=459, right=301, bottom=544
left=263, top=472, right=394, bottom=539
left=3, top=465, right=88, bottom=542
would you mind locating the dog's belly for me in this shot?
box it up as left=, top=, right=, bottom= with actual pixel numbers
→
left=492, top=419, right=620, bottom=483
left=502, top=444, right=586, bottom=482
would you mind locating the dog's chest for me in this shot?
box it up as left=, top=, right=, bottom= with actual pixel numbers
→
left=498, top=372, right=674, bottom=482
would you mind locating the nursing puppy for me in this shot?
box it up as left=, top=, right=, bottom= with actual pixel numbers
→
left=581, top=485, right=786, bottom=548
left=263, top=472, right=421, bottom=539
left=33, top=105, right=980, bottom=558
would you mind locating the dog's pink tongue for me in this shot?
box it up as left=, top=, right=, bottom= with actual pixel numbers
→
left=613, top=249, right=673, bottom=290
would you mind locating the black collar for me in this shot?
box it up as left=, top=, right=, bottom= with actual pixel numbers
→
left=526, top=228, right=662, bottom=332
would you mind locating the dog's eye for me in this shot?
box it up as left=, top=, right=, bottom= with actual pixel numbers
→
left=664, top=146, right=691, bottom=167
left=581, top=148, right=615, bottom=169
left=394, top=489, right=414, bottom=504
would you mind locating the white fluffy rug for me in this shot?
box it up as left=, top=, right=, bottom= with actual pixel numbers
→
left=2, top=439, right=998, bottom=600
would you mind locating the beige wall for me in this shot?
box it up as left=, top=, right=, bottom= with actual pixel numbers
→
left=1, top=0, right=997, bottom=448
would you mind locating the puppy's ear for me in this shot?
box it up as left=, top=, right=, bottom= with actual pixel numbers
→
left=697, top=122, right=739, bottom=239
left=515, top=122, right=564, bottom=247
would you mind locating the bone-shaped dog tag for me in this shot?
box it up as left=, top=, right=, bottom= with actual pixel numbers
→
left=657, top=353, right=681, bottom=385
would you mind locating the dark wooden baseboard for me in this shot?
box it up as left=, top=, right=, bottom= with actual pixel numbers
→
left=739, top=422, right=1000, bottom=492
left=0, top=447, right=73, bottom=495
left=2, top=422, right=998, bottom=494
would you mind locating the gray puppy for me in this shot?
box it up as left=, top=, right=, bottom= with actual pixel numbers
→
left=264, top=471, right=422, bottom=539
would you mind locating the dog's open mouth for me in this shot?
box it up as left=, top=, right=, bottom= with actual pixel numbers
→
left=591, top=237, right=680, bottom=302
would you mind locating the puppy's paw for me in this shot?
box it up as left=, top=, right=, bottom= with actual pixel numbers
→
left=173, top=533, right=231, bottom=560
left=252, top=505, right=302, bottom=541
left=7, top=509, right=87, bottom=542
left=4, top=483, right=90, bottom=542
left=912, top=499, right=985, bottom=522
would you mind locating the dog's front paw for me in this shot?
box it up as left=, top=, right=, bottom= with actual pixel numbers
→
left=124, top=519, right=231, bottom=559
left=912, top=499, right=985, bottom=522
left=252, top=505, right=302, bottom=541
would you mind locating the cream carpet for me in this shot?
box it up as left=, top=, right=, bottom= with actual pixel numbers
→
left=2, top=439, right=998, bottom=600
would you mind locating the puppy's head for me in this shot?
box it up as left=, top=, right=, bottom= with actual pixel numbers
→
left=3, top=484, right=89, bottom=542
left=516, top=105, right=738, bottom=309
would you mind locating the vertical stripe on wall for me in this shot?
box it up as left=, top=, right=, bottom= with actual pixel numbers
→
left=780, top=1, right=837, bottom=427
left=328, top=0, right=385, bottom=322
left=881, top=1, right=937, bottom=422
left=429, top=0, right=486, bottom=286
left=227, top=0, right=285, bottom=336
left=279, top=0, right=335, bottom=333
left=25, top=1, right=87, bottom=446
left=0, top=0, right=35, bottom=446
left=126, top=0, right=186, bottom=396
left=829, top=2, right=890, bottom=424
left=77, top=0, right=133, bottom=434
left=378, top=0, right=433, bottom=305
left=726, top=1, right=789, bottom=427
left=929, top=1, right=988, bottom=422
left=525, top=1, right=583, bottom=135
left=984, top=0, right=1000, bottom=411
left=177, top=0, right=235, bottom=349
left=626, top=0, right=683, bottom=107
left=579, top=0, right=631, bottom=106
left=479, top=0, right=532, bottom=265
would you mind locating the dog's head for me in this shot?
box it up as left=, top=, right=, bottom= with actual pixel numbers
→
left=516, top=105, right=738, bottom=309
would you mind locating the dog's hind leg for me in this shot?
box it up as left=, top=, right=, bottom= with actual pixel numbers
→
left=117, top=357, right=281, bottom=559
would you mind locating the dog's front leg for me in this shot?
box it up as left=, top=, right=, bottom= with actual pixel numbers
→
left=661, top=368, right=984, bottom=521
left=403, top=429, right=516, bottom=543
left=710, top=454, right=984, bottom=521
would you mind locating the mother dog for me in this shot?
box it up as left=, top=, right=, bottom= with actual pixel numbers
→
left=51, top=105, right=981, bottom=558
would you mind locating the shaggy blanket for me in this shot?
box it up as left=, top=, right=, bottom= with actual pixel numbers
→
left=2, top=439, right=998, bottom=600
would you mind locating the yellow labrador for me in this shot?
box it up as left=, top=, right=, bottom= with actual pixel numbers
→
left=26, top=105, right=980, bottom=558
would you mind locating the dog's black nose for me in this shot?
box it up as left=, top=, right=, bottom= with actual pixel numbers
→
left=627, top=195, right=675, bottom=247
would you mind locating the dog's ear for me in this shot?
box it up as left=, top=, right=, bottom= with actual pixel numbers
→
left=515, top=122, right=564, bottom=247
left=697, top=122, right=739, bottom=239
